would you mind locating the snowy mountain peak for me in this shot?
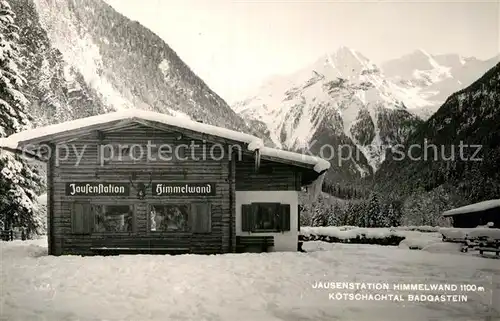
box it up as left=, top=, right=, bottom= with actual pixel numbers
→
left=232, top=47, right=426, bottom=180
left=232, top=48, right=498, bottom=182
left=319, top=46, right=379, bottom=79
left=383, top=49, right=451, bottom=82
left=432, top=53, right=467, bottom=68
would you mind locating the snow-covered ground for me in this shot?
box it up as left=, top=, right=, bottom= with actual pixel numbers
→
left=440, top=227, right=500, bottom=241
left=1, top=238, right=499, bottom=321
left=300, top=226, right=444, bottom=249
left=301, top=226, right=500, bottom=248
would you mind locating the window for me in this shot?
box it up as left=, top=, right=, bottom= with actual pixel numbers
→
left=254, top=203, right=280, bottom=231
left=93, top=204, right=135, bottom=233
left=241, top=203, right=291, bottom=233
left=150, top=204, right=190, bottom=232
left=149, top=203, right=212, bottom=233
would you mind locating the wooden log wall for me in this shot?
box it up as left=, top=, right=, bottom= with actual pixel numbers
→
left=49, top=124, right=232, bottom=255
left=235, top=157, right=301, bottom=191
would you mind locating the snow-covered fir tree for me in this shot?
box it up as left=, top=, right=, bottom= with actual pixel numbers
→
left=344, top=202, right=362, bottom=226
left=326, top=203, right=337, bottom=226
left=0, top=0, right=42, bottom=236
left=311, top=196, right=328, bottom=227
left=384, top=202, right=396, bottom=227
left=327, top=201, right=345, bottom=226
left=365, top=193, right=383, bottom=227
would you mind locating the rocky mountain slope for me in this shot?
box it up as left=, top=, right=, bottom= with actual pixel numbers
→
left=382, top=49, right=500, bottom=119
left=374, top=62, right=500, bottom=204
left=232, top=47, right=498, bottom=183
left=12, top=0, right=269, bottom=140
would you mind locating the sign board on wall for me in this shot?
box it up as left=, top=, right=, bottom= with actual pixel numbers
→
left=65, top=182, right=130, bottom=196
left=153, top=183, right=216, bottom=196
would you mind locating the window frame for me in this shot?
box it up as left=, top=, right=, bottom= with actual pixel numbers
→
left=241, top=202, right=291, bottom=233
left=251, top=202, right=282, bottom=233
left=147, top=203, right=191, bottom=233
left=91, top=203, right=137, bottom=234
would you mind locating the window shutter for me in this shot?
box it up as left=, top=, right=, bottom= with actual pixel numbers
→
left=241, top=204, right=253, bottom=232
left=72, top=203, right=91, bottom=234
left=297, top=204, right=301, bottom=232
left=128, top=204, right=136, bottom=232
left=280, top=204, right=291, bottom=232
left=91, top=204, right=102, bottom=232
left=189, top=204, right=197, bottom=231
left=82, top=203, right=92, bottom=233
left=191, top=203, right=211, bottom=233
left=71, top=203, right=83, bottom=233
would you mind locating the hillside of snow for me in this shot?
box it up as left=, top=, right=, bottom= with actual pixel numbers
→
left=382, top=49, right=500, bottom=119
left=232, top=47, right=498, bottom=181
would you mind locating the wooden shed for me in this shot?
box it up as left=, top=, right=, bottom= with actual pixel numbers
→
left=0, top=109, right=329, bottom=255
left=442, top=199, right=500, bottom=228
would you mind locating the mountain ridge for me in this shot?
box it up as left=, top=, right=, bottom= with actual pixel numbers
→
left=232, top=46, right=498, bottom=183
left=13, top=0, right=271, bottom=143
left=373, top=62, right=500, bottom=203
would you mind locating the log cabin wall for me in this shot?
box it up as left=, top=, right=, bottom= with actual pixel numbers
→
left=235, top=157, right=302, bottom=192
left=49, top=123, right=235, bottom=255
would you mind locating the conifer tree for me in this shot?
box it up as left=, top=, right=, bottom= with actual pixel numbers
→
left=365, top=193, right=382, bottom=227
left=0, top=0, right=42, bottom=236
left=312, top=196, right=328, bottom=227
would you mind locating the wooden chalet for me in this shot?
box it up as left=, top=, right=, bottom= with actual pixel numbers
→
left=0, top=109, right=329, bottom=255
left=442, top=199, right=500, bottom=228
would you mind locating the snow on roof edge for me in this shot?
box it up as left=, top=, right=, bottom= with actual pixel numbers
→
left=442, top=199, right=500, bottom=216
left=2, top=109, right=331, bottom=173
left=0, top=138, right=18, bottom=150
left=5, top=109, right=259, bottom=146
left=259, top=146, right=331, bottom=173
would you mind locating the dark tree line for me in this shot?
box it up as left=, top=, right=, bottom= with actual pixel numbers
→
left=301, top=192, right=405, bottom=228
left=301, top=185, right=463, bottom=228
left=322, top=182, right=367, bottom=200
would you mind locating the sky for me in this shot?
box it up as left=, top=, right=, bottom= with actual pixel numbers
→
left=103, top=0, right=499, bottom=103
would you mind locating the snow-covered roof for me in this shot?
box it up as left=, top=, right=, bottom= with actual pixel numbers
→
left=259, top=147, right=329, bottom=173
left=442, top=199, right=500, bottom=217
left=0, top=109, right=330, bottom=173
left=0, top=137, right=17, bottom=150
left=3, top=109, right=258, bottom=146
